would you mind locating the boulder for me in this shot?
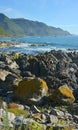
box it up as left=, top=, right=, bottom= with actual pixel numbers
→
left=8, top=102, right=24, bottom=110
left=0, top=73, right=21, bottom=93
left=15, top=78, right=48, bottom=103
left=0, top=69, right=10, bottom=81
left=49, top=115, right=58, bottom=124
left=50, top=109, right=64, bottom=117
left=0, top=61, right=6, bottom=69
left=12, top=52, right=20, bottom=60
left=0, top=69, right=17, bottom=94
left=8, top=61, right=19, bottom=70
left=48, top=84, right=75, bottom=104
left=8, top=103, right=19, bottom=109
left=12, top=115, right=24, bottom=125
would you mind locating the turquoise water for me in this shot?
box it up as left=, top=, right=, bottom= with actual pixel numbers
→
left=0, top=36, right=78, bottom=54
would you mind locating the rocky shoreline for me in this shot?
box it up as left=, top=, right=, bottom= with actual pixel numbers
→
left=0, top=41, right=22, bottom=48
left=0, top=50, right=78, bottom=130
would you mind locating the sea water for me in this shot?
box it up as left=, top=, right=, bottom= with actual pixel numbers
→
left=0, top=36, right=78, bottom=54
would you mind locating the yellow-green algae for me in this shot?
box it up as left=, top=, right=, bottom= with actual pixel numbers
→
left=15, top=78, right=48, bottom=98
left=8, top=108, right=27, bottom=117
left=48, top=84, right=75, bottom=104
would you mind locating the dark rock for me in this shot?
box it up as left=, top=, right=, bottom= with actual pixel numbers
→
left=53, top=124, right=69, bottom=130
left=71, top=103, right=78, bottom=115
left=0, top=51, right=78, bottom=102
left=50, top=109, right=64, bottom=117
left=22, top=71, right=35, bottom=77
left=74, top=88, right=78, bottom=102
left=73, top=115, right=78, bottom=123
left=30, top=105, right=41, bottom=113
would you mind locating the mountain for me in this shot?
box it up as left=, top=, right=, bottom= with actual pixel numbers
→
left=0, top=13, right=71, bottom=37
left=0, top=13, right=24, bottom=37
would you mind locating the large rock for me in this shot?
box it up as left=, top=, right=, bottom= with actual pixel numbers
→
left=15, top=78, right=48, bottom=103
left=48, top=84, right=75, bottom=104
left=50, top=109, right=64, bottom=117
left=0, top=69, right=10, bottom=81
left=0, top=69, right=21, bottom=98
left=49, top=115, right=58, bottom=124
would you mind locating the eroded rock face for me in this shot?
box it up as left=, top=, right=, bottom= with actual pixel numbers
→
left=48, top=84, right=75, bottom=104
left=15, top=78, right=48, bottom=103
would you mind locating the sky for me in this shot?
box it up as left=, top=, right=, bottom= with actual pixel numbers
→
left=0, top=0, right=78, bottom=34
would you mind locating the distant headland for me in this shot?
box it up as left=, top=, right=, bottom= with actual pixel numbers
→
left=0, top=13, right=71, bottom=37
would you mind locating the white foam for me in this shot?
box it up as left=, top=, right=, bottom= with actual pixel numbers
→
left=15, top=43, right=31, bottom=48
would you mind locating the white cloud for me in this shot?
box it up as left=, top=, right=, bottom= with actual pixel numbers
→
left=4, top=8, right=13, bottom=13
left=0, top=7, right=13, bottom=14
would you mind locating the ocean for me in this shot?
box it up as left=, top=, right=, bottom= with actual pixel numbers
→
left=0, top=35, right=78, bottom=54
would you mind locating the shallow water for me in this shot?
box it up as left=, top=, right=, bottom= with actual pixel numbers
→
left=0, top=36, right=78, bottom=54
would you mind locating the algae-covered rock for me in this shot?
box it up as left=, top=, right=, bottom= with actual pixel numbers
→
left=25, top=121, right=43, bottom=130
left=46, top=126, right=53, bottom=130
left=15, top=78, right=48, bottom=102
left=8, top=102, right=24, bottom=110
left=12, top=52, right=21, bottom=60
left=8, top=103, right=19, bottom=109
left=49, top=84, right=75, bottom=104
left=8, top=108, right=27, bottom=117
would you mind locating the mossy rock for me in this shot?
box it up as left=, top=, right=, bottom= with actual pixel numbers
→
left=57, top=119, right=66, bottom=125
left=15, top=78, right=48, bottom=101
left=12, top=52, right=21, bottom=60
left=48, top=84, right=75, bottom=104
left=26, top=121, right=43, bottom=130
left=8, top=108, right=27, bottom=117
left=46, top=126, right=53, bottom=130
left=8, top=103, right=19, bottom=109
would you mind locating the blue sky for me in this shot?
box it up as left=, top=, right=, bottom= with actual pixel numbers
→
left=0, top=0, right=78, bottom=34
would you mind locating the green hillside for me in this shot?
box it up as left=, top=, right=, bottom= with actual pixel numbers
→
left=0, top=26, right=8, bottom=36
left=12, top=18, right=70, bottom=36
left=0, top=13, right=71, bottom=37
left=0, top=13, right=24, bottom=37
